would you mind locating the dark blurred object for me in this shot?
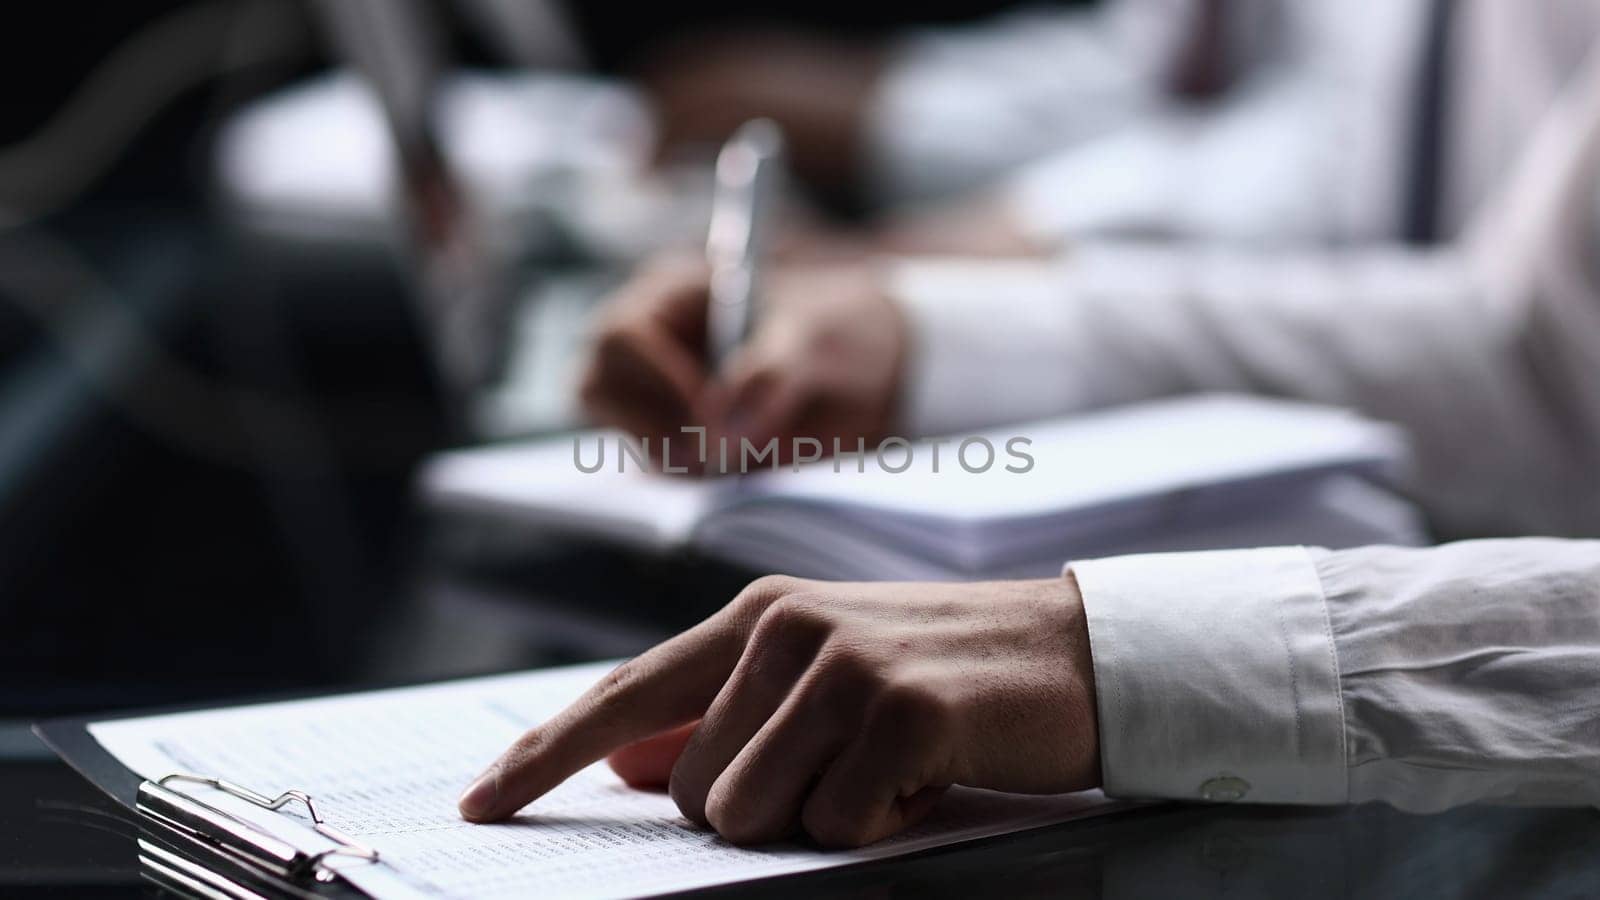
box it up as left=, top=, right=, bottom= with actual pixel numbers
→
left=0, top=214, right=451, bottom=715
left=568, top=0, right=1095, bottom=71
left=1403, top=0, right=1456, bottom=245
left=0, top=1, right=318, bottom=225
left=312, top=0, right=515, bottom=398
left=0, top=2, right=452, bottom=715
left=1166, top=0, right=1234, bottom=99
left=591, top=0, right=1095, bottom=200
left=636, top=30, right=886, bottom=191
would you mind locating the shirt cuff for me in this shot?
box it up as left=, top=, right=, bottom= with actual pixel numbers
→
left=886, top=257, right=1092, bottom=436
left=1069, top=546, right=1350, bottom=805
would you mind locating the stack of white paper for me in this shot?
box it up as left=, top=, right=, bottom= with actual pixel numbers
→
left=422, top=395, right=1424, bottom=581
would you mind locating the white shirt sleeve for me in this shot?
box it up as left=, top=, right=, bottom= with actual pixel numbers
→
left=875, top=0, right=1421, bottom=245
left=1007, top=0, right=1425, bottom=247
left=888, top=0, right=1600, bottom=539
left=890, top=236, right=1600, bottom=538
left=998, top=58, right=1406, bottom=247
left=863, top=2, right=1184, bottom=205
left=1070, top=539, right=1600, bottom=811
left=890, top=207, right=1600, bottom=537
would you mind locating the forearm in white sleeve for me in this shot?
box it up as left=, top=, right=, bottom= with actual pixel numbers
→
left=928, top=0, right=1420, bottom=247
left=895, top=40, right=1600, bottom=538
left=1071, top=539, right=1600, bottom=812
left=998, top=72, right=1398, bottom=247
left=892, top=238, right=1600, bottom=537
left=864, top=3, right=1178, bottom=205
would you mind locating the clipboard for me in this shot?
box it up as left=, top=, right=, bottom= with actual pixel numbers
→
left=34, top=666, right=1137, bottom=900
left=36, top=715, right=379, bottom=899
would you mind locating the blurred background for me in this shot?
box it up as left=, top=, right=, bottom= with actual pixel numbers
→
left=9, top=5, right=1600, bottom=895
left=1, top=0, right=1101, bottom=719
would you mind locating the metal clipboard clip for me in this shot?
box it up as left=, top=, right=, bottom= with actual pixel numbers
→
left=136, top=773, right=380, bottom=885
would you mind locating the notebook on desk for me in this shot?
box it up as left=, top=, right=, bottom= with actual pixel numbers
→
left=421, top=395, right=1426, bottom=580
left=37, top=661, right=1120, bottom=900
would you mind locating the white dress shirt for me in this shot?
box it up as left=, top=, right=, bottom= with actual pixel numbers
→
left=869, top=0, right=1599, bottom=247
left=867, top=0, right=1191, bottom=204
left=868, top=0, right=1422, bottom=242
left=886, top=6, right=1600, bottom=810
left=1073, top=541, right=1600, bottom=810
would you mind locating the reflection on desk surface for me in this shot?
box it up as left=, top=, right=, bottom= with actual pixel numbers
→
left=7, top=725, right=1597, bottom=900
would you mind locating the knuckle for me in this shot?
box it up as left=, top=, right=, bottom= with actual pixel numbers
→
left=592, top=320, right=644, bottom=359
left=751, top=593, right=833, bottom=650
left=703, top=782, right=766, bottom=845
left=752, top=573, right=805, bottom=597
left=802, top=803, right=873, bottom=849
left=786, top=372, right=825, bottom=407
left=732, top=575, right=805, bottom=618
left=813, top=641, right=885, bottom=694
left=739, top=358, right=785, bottom=386
left=584, top=331, right=639, bottom=386
left=668, top=764, right=710, bottom=826
left=589, top=659, right=641, bottom=713
left=870, top=679, right=949, bottom=735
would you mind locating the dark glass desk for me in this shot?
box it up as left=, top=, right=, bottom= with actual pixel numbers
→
left=10, top=547, right=1599, bottom=900
left=6, top=721, right=1597, bottom=900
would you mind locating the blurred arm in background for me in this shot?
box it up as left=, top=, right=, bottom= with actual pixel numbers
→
left=640, top=1, right=1433, bottom=257
left=638, top=1, right=1259, bottom=242
left=580, top=6, right=1600, bottom=544
left=883, top=1, right=1600, bottom=539
left=873, top=0, right=1424, bottom=254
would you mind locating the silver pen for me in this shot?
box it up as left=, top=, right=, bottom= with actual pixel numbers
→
left=705, top=119, right=786, bottom=372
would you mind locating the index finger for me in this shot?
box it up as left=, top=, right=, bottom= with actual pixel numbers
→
left=458, top=606, right=749, bottom=822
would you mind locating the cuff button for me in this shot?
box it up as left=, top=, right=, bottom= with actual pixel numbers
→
left=1199, top=775, right=1251, bottom=802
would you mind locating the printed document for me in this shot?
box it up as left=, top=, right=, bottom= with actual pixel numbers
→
left=92, top=661, right=1116, bottom=899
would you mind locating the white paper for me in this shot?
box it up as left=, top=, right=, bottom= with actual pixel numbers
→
left=725, top=395, right=1408, bottom=521
left=93, top=662, right=1115, bottom=900
left=424, top=439, right=715, bottom=550
left=422, top=395, right=1418, bottom=580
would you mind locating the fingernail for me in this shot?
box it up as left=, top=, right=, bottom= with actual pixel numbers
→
left=458, top=770, right=500, bottom=820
